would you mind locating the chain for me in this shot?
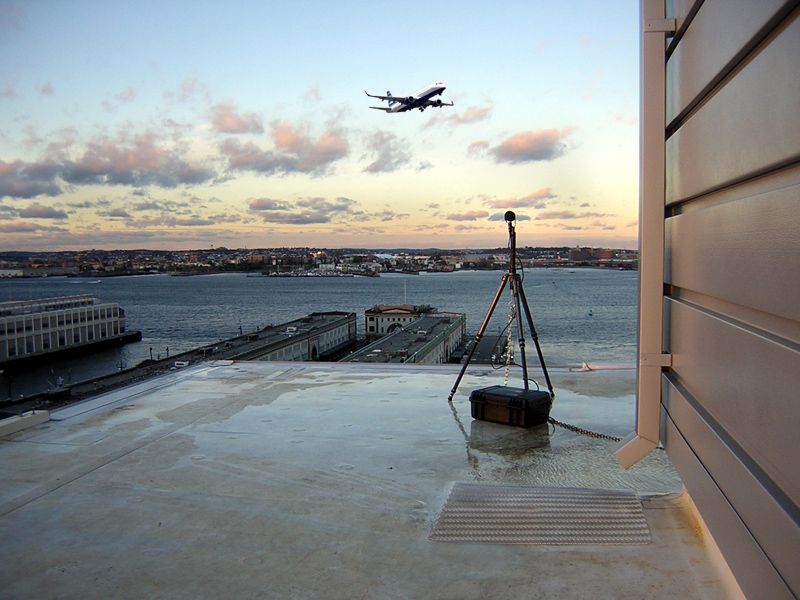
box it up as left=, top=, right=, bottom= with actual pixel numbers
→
left=503, top=295, right=515, bottom=386
left=547, top=417, right=622, bottom=442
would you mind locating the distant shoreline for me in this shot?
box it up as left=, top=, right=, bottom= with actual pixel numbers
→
left=2, top=262, right=637, bottom=280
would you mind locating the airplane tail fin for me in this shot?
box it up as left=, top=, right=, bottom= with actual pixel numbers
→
left=386, top=91, right=396, bottom=108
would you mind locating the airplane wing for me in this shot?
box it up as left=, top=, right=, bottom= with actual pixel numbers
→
left=422, top=99, right=454, bottom=108
left=364, top=90, right=410, bottom=104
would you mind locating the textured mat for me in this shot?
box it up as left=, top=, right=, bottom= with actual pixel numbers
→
left=430, top=483, right=651, bottom=545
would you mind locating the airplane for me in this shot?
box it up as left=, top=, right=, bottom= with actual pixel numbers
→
left=365, top=81, right=454, bottom=113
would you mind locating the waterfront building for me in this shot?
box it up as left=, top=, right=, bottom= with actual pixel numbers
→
left=230, top=312, right=357, bottom=362
left=568, top=247, right=614, bottom=262
left=344, top=312, right=466, bottom=364
left=364, top=304, right=436, bottom=340
left=0, top=295, right=138, bottom=364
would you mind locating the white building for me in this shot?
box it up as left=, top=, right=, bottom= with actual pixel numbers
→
left=0, top=295, right=135, bottom=364
left=364, top=304, right=436, bottom=340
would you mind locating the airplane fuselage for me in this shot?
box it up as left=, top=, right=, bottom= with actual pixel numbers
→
left=389, top=82, right=446, bottom=112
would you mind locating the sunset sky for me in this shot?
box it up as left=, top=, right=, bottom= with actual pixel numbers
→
left=1, top=1, right=640, bottom=251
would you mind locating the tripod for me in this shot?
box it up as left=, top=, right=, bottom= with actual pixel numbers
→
left=448, top=211, right=554, bottom=402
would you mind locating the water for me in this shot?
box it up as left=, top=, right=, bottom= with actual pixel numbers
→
left=1, top=268, right=638, bottom=398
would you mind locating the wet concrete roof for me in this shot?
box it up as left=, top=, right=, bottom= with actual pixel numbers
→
left=0, top=362, right=741, bottom=599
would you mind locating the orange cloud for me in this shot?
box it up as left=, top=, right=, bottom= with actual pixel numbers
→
left=490, top=188, right=554, bottom=209
left=447, top=210, right=489, bottom=221
left=491, top=127, right=575, bottom=163
left=211, top=102, right=264, bottom=134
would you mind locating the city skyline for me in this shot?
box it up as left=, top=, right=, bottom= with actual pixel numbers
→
left=1, top=1, right=640, bottom=252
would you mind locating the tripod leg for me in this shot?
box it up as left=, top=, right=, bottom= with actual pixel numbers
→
left=510, top=275, right=530, bottom=389
left=447, top=274, right=510, bottom=401
left=518, top=282, right=555, bottom=397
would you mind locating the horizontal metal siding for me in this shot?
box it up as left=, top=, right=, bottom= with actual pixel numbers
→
left=662, top=407, right=795, bottom=600
left=667, top=299, right=800, bottom=511
left=666, top=13, right=800, bottom=204
left=660, top=1, right=800, bottom=597
left=666, top=0, right=792, bottom=125
left=666, top=171, right=800, bottom=322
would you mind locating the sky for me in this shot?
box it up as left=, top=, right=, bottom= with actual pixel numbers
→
left=0, top=0, right=641, bottom=251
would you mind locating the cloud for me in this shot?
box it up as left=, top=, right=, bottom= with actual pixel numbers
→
left=536, top=210, right=612, bottom=220
left=537, top=211, right=578, bottom=220
left=6, top=131, right=209, bottom=197
left=114, top=87, right=137, bottom=102
left=490, top=127, right=575, bottom=163
left=371, top=210, right=409, bottom=222
left=0, top=85, right=14, bottom=99
left=19, top=203, right=68, bottom=219
left=99, top=208, right=132, bottom=218
left=132, top=200, right=163, bottom=211
left=221, top=121, right=349, bottom=176
left=425, top=100, right=493, bottom=129
left=249, top=197, right=291, bottom=211
left=447, top=210, right=489, bottom=221
left=590, top=220, right=616, bottom=231
left=220, top=139, right=295, bottom=175
left=304, top=87, right=321, bottom=102
left=489, top=188, right=554, bottom=209
left=412, top=223, right=450, bottom=232
left=122, top=214, right=219, bottom=228
left=489, top=212, right=530, bottom=221
left=362, top=130, right=410, bottom=173
left=0, top=159, right=62, bottom=199
left=61, top=132, right=215, bottom=188
left=210, top=102, right=264, bottom=134
left=2, top=132, right=215, bottom=198
left=40, top=82, right=55, bottom=96
left=251, top=196, right=358, bottom=225
left=555, top=223, right=585, bottom=230
left=467, top=140, right=489, bottom=157
left=209, top=213, right=242, bottom=224
left=0, top=221, right=43, bottom=233
left=273, top=121, right=348, bottom=171
left=0, top=220, right=66, bottom=233
left=164, top=78, right=210, bottom=103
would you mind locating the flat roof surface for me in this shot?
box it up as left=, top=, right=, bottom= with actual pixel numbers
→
left=346, top=313, right=462, bottom=362
left=0, top=363, right=740, bottom=599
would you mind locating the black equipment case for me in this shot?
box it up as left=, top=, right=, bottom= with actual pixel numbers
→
left=469, top=385, right=552, bottom=428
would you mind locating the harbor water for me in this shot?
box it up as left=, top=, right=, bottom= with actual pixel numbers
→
left=1, top=268, right=637, bottom=398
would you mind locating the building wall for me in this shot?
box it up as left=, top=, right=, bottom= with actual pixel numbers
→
left=655, top=1, right=800, bottom=597
left=365, top=307, right=426, bottom=338
left=263, top=314, right=355, bottom=362
left=411, top=314, right=466, bottom=364
left=1, top=300, right=125, bottom=362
